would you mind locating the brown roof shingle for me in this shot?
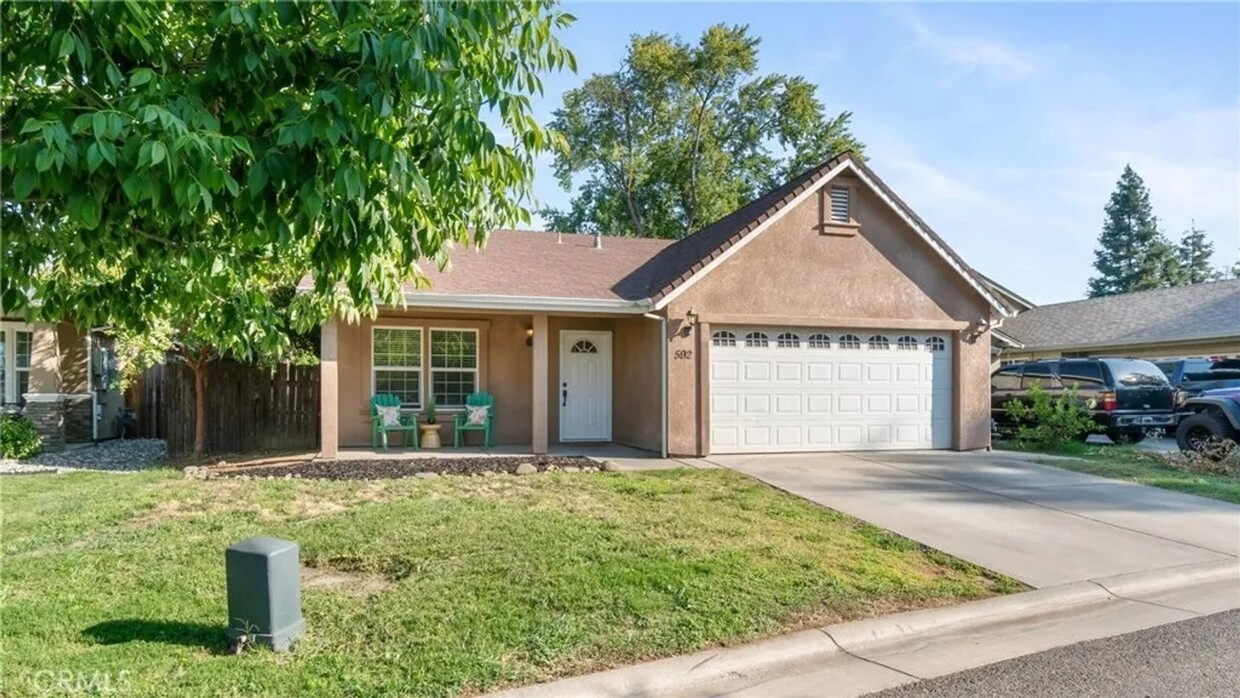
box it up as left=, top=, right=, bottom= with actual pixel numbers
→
left=413, top=230, right=671, bottom=301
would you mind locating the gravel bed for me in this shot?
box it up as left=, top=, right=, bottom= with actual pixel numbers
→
left=216, top=455, right=600, bottom=480
left=0, top=439, right=167, bottom=475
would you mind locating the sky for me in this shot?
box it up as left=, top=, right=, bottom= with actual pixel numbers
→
left=520, top=1, right=1240, bottom=304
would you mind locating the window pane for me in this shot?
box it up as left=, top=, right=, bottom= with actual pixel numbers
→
left=1021, top=363, right=1056, bottom=389
left=1105, top=360, right=1170, bottom=387
left=16, top=370, right=28, bottom=405
left=433, top=370, right=476, bottom=407
left=375, top=370, right=420, bottom=406
left=431, top=330, right=477, bottom=369
left=15, top=331, right=31, bottom=368
left=992, top=366, right=1021, bottom=391
left=373, top=328, right=420, bottom=368
left=1058, top=361, right=1104, bottom=389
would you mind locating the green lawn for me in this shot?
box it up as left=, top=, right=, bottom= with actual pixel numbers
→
left=996, top=441, right=1240, bottom=504
left=2, top=468, right=1020, bottom=697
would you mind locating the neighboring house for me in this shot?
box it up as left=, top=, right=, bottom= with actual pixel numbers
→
left=317, top=152, right=1015, bottom=458
left=0, top=314, right=123, bottom=451
left=998, top=279, right=1240, bottom=363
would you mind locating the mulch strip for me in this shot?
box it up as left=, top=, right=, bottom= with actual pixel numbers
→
left=214, top=455, right=599, bottom=481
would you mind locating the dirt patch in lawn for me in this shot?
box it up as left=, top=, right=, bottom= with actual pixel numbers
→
left=302, top=564, right=394, bottom=595
left=215, top=455, right=599, bottom=480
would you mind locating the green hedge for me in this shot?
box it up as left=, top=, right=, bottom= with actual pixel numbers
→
left=1, top=414, right=42, bottom=459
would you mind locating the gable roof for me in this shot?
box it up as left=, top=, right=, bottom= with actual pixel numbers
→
left=357, top=152, right=1010, bottom=315
left=976, top=273, right=1036, bottom=313
left=1000, top=279, right=1240, bottom=351
left=614, top=152, right=1012, bottom=315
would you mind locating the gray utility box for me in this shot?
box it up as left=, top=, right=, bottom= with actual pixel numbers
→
left=225, top=537, right=305, bottom=651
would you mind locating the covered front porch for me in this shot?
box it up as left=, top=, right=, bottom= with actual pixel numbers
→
left=318, top=306, right=667, bottom=459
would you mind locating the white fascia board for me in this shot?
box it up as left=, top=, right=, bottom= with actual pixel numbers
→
left=653, top=160, right=852, bottom=311
left=397, top=292, right=653, bottom=315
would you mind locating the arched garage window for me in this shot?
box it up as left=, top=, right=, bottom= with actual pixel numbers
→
left=926, top=336, right=946, bottom=352
left=776, top=332, right=800, bottom=348
left=868, top=335, right=890, bottom=350
left=712, top=330, right=736, bottom=347
left=807, top=333, right=831, bottom=349
left=896, top=336, right=919, bottom=351
left=838, top=334, right=861, bottom=349
left=744, top=331, right=769, bottom=348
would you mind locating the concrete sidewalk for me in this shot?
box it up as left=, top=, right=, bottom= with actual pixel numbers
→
left=714, top=450, right=1239, bottom=587
left=488, top=559, right=1240, bottom=698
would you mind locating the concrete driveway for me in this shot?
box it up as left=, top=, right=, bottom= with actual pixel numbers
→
left=712, top=450, right=1240, bottom=588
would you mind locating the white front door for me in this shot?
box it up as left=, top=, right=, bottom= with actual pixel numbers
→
left=559, top=331, right=612, bottom=441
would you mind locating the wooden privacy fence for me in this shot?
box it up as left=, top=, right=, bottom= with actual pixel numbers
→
left=126, top=360, right=319, bottom=454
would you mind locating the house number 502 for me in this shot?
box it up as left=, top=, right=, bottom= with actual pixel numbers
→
left=673, top=350, right=693, bottom=360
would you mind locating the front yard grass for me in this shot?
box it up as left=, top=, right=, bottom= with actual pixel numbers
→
left=3, top=467, right=1021, bottom=697
left=995, top=440, right=1240, bottom=504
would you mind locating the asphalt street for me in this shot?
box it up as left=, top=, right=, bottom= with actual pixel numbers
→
left=864, top=609, right=1240, bottom=698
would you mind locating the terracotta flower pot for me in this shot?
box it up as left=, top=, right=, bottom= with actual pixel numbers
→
left=419, top=423, right=442, bottom=449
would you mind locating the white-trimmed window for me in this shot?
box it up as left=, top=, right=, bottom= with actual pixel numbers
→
left=372, top=327, right=422, bottom=407
left=896, top=336, right=919, bottom=351
left=430, top=329, right=478, bottom=408
left=1, top=325, right=33, bottom=406
left=838, top=334, right=861, bottom=349
left=744, top=331, right=769, bottom=348
left=926, top=336, right=946, bottom=352
left=807, top=333, right=831, bottom=349
left=868, top=335, right=890, bottom=350
left=712, top=330, right=737, bottom=347
left=829, top=186, right=850, bottom=223
left=776, top=332, right=800, bottom=348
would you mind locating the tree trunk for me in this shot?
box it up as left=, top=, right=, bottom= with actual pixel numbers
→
left=191, top=360, right=208, bottom=455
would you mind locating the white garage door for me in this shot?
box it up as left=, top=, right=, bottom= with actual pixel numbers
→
left=709, top=328, right=953, bottom=453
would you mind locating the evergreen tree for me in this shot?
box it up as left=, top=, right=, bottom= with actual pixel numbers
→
left=1087, top=166, right=1174, bottom=297
left=1175, top=224, right=1217, bottom=284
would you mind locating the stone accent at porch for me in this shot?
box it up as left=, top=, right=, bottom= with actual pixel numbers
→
left=22, top=394, right=93, bottom=452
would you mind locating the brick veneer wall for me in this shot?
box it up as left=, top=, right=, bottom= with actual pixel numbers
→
left=63, top=397, right=93, bottom=444
left=24, top=399, right=66, bottom=452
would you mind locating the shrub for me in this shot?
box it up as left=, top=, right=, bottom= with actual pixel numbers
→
left=1, top=414, right=42, bottom=460
left=1004, top=384, right=1100, bottom=450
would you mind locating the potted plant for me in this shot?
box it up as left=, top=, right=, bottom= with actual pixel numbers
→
left=419, top=397, right=442, bottom=449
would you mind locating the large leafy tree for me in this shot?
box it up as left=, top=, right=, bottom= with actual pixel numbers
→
left=1175, top=223, right=1218, bottom=285
left=543, top=24, right=862, bottom=239
left=1086, top=165, right=1179, bottom=297
left=1, top=0, right=573, bottom=452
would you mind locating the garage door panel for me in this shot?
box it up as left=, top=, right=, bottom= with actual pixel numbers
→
left=709, top=329, right=954, bottom=454
left=806, top=363, right=832, bottom=382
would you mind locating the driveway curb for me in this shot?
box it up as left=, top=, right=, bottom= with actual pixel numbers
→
left=487, top=559, right=1239, bottom=698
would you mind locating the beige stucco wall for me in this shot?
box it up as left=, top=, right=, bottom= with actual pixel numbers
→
left=613, top=317, right=664, bottom=452
left=664, top=173, right=996, bottom=455
left=333, top=310, right=663, bottom=450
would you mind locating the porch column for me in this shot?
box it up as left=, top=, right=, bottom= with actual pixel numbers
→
left=531, top=313, right=549, bottom=454
left=319, top=316, right=339, bottom=459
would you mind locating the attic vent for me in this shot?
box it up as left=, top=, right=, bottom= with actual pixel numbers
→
left=829, top=186, right=850, bottom=223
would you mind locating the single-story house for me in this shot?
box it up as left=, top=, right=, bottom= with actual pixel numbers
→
left=318, top=152, right=1016, bottom=458
left=998, top=279, right=1240, bottom=363
left=0, top=313, right=123, bottom=451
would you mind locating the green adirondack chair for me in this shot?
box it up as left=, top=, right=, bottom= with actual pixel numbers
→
left=370, top=393, right=418, bottom=451
left=454, top=392, right=495, bottom=448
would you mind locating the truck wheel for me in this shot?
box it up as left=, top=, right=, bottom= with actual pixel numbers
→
left=1107, top=429, right=1146, bottom=444
left=1175, top=412, right=1236, bottom=455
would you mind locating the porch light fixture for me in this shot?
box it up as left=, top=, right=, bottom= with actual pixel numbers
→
left=525, top=326, right=534, bottom=347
